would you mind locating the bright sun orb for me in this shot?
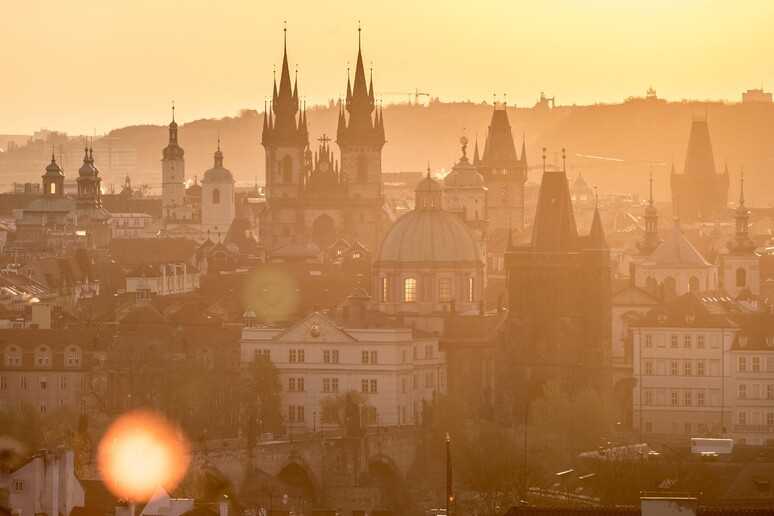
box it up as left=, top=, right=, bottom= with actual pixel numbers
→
left=97, top=410, right=190, bottom=502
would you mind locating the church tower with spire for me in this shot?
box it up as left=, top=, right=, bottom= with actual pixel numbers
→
left=336, top=27, right=385, bottom=202
left=162, top=103, right=187, bottom=221
left=637, top=171, right=661, bottom=256
left=718, top=171, right=759, bottom=297
left=262, top=27, right=308, bottom=204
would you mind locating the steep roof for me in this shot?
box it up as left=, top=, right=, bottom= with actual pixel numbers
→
left=481, top=108, right=519, bottom=168
left=683, top=119, right=718, bottom=177
left=531, top=169, right=579, bottom=251
left=645, top=224, right=712, bottom=268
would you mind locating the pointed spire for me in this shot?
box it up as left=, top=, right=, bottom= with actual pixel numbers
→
left=588, top=195, right=608, bottom=249
left=520, top=133, right=527, bottom=163
left=351, top=24, right=369, bottom=102
left=346, top=66, right=352, bottom=102
left=214, top=137, right=224, bottom=168
left=368, top=64, right=374, bottom=101
left=473, top=136, right=481, bottom=166
left=272, top=66, right=278, bottom=102
left=293, top=66, right=299, bottom=104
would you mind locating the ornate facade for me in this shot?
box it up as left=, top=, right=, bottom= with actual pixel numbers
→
left=260, top=31, right=390, bottom=256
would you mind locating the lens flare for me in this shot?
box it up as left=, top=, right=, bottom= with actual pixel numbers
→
left=97, top=410, right=190, bottom=502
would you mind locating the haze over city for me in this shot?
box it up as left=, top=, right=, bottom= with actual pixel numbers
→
left=2, top=3, right=774, bottom=516
left=2, top=0, right=774, bottom=134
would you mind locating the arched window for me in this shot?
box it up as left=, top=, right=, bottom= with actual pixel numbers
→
left=357, top=156, right=368, bottom=183
left=4, top=346, right=21, bottom=367
left=403, top=277, right=417, bottom=303
left=49, top=182, right=56, bottom=195
left=467, top=277, right=475, bottom=303
left=736, top=268, right=747, bottom=288
left=282, top=156, right=293, bottom=183
left=35, top=346, right=51, bottom=368
left=689, top=276, right=700, bottom=292
left=212, top=188, right=220, bottom=205
left=65, top=346, right=81, bottom=367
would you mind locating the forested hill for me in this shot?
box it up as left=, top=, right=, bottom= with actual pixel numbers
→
left=109, top=98, right=774, bottom=206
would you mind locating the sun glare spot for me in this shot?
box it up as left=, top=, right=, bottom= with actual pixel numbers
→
left=97, top=410, right=190, bottom=502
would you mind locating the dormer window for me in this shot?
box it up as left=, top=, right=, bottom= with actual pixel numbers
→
left=5, top=346, right=21, bottom=367
left=35, top=346, right=51, bottom=368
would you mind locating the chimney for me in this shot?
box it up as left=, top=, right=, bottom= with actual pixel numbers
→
left=217, top=496, right=229, bottom=516
left=641, top=496, right=697, bottom=516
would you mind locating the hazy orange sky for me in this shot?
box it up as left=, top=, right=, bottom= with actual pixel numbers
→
left=2, top=0, right=773, bottom=134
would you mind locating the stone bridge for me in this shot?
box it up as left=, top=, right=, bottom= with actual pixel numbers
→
left=191, top=428, right=422, bottom=513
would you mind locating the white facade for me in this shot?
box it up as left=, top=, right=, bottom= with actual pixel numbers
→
left=718, top=253, right=760, bottom=297
left=110, top=212, right=158, bottom=239
left=125, top=263, right=199, bottom=296
left=201, top=177, right=235, bottom=236
left=633, top=321, right=774, bottom=446
left=6, top=449, right=85, bottom=516
left=240, top=312, right=446, bottom=430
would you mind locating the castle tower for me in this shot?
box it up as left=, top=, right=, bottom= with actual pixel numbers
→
left=336, top=28, right=385, bottom=202
left=76, top=146, right=101, bottom=209
left=162, top=103, right=186, bottom=220
left=262, top=27, right=308, bottom=202
left=42, top=153, right=64, bottom=197
left=670, top=117, right=729, bottom=222
left=477, top=104, right=527, bottom=234
left=637, top=171, right=661, bottom=256
left=719, top=171, right=759, bottom=296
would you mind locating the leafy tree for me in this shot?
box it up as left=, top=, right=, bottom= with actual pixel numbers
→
left=241, top=354, right=284, bottom=438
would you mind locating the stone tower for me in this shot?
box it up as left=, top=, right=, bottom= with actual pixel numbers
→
left=161, top=104, right=186, bottom=221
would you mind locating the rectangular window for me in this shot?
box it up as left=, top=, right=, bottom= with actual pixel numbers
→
left=289, top=377, right=296, bottom=392
left=0, top=376, right=6, bottom=391
left=331, top=350, right=339, bottom=364
left=323, top=378, right=330, bottom=393
left=370, top=351, right=378, bottom=364
left=467, top=277, right=474, bottom=303
left=425, top=344, right=433, bottom=360
left=323, top=350, right=330, bottom=364
left=738, top=356, right=747, bottom=372
left=683, top=391, right=692, bottom=407
left=738, top=411, right=746, bottom=425
left=13, top=480, right=23, bottom=492
left=671, top=335, right=679, bottom=348
left=298, top=350, right=305, bottom=363
left=297, top=405, right=304, bottom=422
left=369, top=379, right=378, bottom=393
left=684, top=335, right=692, bottom=348
left=645, top=334, right=653, bottom=348
left=331, top=378, right=339, bottom=393
left=738, top=384, right=747, bottom=400
left=767, top=412, right=774, bottom=426
left=404, top=278, right=417, bottom=303
left=684, top=361, right=692, bottom=376
left=290, top=350, right=297, bottom=363
left=20, top=376, right=27, bottom=390
left=644, top=421, right=653, bottom=433
left=767, top=384, right=774, bottom=400
left=644, top=390, right=653, bottom=406
left=671, top=360, right=679, bottom=376
left=697, top=360, right=706, bottom=377
left=362, top=351, right=369, bottom=364
left=697, top=335, right=705, bottom=349
left=752, top=356, right=761, bottom=372
left=381, top=277, right=390, bottom=302
left=671, top=392, right=679, bottom=407
left=697, top=391, right=705, bottom=407
left=401, top=377, right=407, bottom=393
left=362, top=379, right=369, bottom=393
left=297, top=377, right=304, bottom=392
left=644, top=361, right=654, bottom=376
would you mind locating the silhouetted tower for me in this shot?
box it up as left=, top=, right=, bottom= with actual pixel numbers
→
left=336, top=27, right=385, bottom=202
left=262, top=27, right=309, bottom=201
left=477, top=103, right=527, bottom=234
left=506, top=148, right=611, bottom=408
left=720, top=171, right=759, bottom=296
left=670, top=117, right=729, bottom=222
left=162, top=103, right=186, bottom=220
left=77, top=146, right=101, bottom=209
left=42, top=153, right=64, bottom=197
left=637, top=171, right=661, bottom=255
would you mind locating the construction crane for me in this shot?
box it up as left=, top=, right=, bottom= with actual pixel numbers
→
left=379, top=89, right=430, bottom=105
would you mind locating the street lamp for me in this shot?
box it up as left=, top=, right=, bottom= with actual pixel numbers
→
left=445, top=432, right=453, bottom=516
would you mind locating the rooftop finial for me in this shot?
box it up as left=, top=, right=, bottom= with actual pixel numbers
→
left=460, top=135, right=468, bottom=159
left=283, top=20, right=287, bottom=49
left=426, top=162, right=431, bottom=178
left=357, top=20, right=361, bottom=51
left=562, top=147, right=566, bottom=172
left=648, top=166, right=654, bottom=206
left=739, top=167, right=745, bottom=207
left=171, top=100, right=175, bottom=122
left=594, top=185, right=599, bottom=208
left=217, top=132, right=221, bottom=152
left=542, top=147, right=547, bottom=173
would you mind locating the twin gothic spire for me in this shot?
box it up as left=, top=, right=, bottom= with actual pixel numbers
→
left=261, top=25, right=384, bottom=149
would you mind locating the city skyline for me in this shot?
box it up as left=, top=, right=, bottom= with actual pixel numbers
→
left=2, top=0, right=774, bottom=134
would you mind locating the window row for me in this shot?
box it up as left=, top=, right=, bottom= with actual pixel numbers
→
left=642, top=389, right=717, bottom=408
left=642, top=359, right=717, bottom=377
left=736, top=410, right=774, bottom=426
left=737, top=355, right=774, bottom=373
left=1, top=375, right=81, bottom=391
left=3, top=346, right=82, bottom=368
left=736, top=383, right=774, bottom=400
left=644, top=334, right=710, bottom=349
left=380, top=276, right=475, bottom=304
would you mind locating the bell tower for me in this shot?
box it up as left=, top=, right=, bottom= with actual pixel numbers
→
left=261, top=27, right=308, bottom=202
left=162, top=102, right=186, bottom=221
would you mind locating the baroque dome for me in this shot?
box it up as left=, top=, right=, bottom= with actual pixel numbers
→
left=376, top=208, right=481, bottom=264
left=202, top=147, right=234, bottom=184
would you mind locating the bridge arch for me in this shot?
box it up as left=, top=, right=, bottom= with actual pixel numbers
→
left=362, top=454, right=407, bottom=512
left=276, top=456, right=319, bottom=505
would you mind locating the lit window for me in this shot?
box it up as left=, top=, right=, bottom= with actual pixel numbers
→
left=467, top=277, right=474, bottom=303
left=381, top=277, right=390, bottom=302
left=403, top=278, right=417, bottom=303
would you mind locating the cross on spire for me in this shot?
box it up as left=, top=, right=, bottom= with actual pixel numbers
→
left=171, top=100, right=175, bottom=122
